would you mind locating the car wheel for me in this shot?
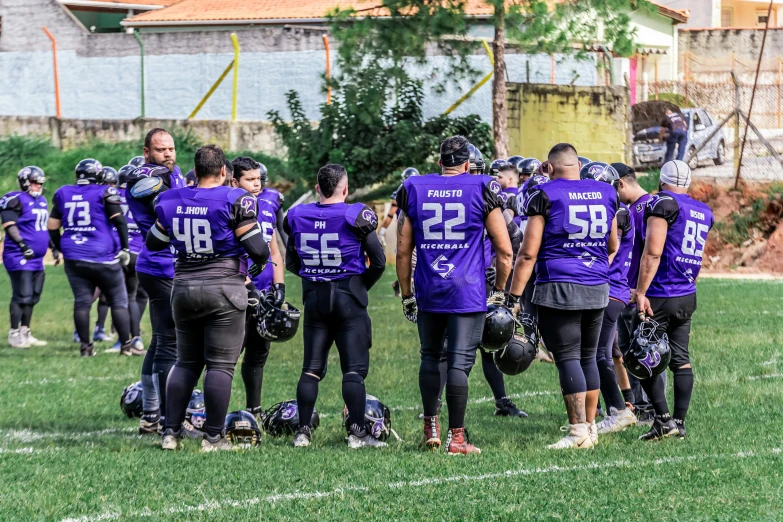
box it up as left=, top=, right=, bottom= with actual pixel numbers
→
left=687, top=147, right=699, bottom=170
left=714, top=140, right=725, bottom=166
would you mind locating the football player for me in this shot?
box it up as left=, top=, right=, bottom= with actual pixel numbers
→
left=634, top=160, right=713, bottom=440
left=258, top=162, right=288, bottom=244
left=48, top=159, right=135, bottom=358
left=126, top=128, right=186, bottom=434
left=397, top=135, right=512, bottom=455
left=147, top=145, right=270, bottom=451
left=284, top=164, right=386, bottom=449
left=508, top=144, right=618, bottom=449
left=2, top=167, right=53, bottom=348
left=231, top=156, right=286, bottom=418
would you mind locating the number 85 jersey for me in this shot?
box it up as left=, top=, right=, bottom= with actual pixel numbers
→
left=645, top=191, right=713, bottom=298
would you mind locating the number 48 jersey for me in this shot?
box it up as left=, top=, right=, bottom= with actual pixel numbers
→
left=645, top=190, right=713, bottom=298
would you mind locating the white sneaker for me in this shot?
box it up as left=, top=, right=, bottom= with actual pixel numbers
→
left=160, top=429, right=183, bottom=450
left=547, top=423, right=594, bottom=450
left=597, top=407, right=638, bottom=434
left=20, top=327, right=46, bottom=346
left=293, top=426, right=312, bottom=448
left=8, top=329, right=30, bottom=349
left=588, top=420, right=598, bottom=446
left=347, top=432, right=387, bottom=449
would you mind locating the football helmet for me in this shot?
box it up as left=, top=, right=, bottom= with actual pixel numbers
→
left=256, top=302, right=301, bottom=342
left=262, top=400, right=320, bottom=437
left=98, top=166, right=118, bottom=186
left=518, top=158, right=541, bottom=176
left=401, top=167, right=420, bottom=180
left=258, top=163, right=268, bottom=183
left=225, top=410, right=262, bottom=447
left=184, top=389, right=206, bottom=431
left=128, top=156, right=145, bottom=168
left=342, top=394, right=393, bottom=441
left=117, top=165, right=136, bottom=188
left=506, top=155, right=524, bottom=169
left=17, top=166, right=46, bottom=196
left=468, top=144, right=485, bottom=174
left=481, top=304, right=516, bottom=352
left=489, top=159, right=509, bottom=177
left=493, top=314, right=538, bottom=376
left=120, top=381, right=143, bottom=418
left=578, top=156, right=592, bottom=166
left=624, top=319, right=671, bottom=380
left=75, top=158, right=103, bottom=185
left=580, top=161, right=620, bottom=188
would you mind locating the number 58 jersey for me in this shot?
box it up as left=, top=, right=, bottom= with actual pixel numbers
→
left=645, top=191, right=713, bottom=298
left=397, top=173, right=502, bottom=314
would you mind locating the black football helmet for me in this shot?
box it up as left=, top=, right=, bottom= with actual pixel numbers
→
left=342, top=394, right=393, bottom=441
left=481, top=304, right=516, bottom=352
left=262, top=400, right=320, bottom=437
left=256, top=302, right=301, bottom=342
left=578, top=156, right=592, bottom=166
left=259, top=163, right=268, bottom=184
left=624, top=319, right=672, bottom=380
left=493, top=314, right=539, bottom=376
left=401, top=167, right=419, bottom=180
left=518, top=158, right=542, bottom=176
left=468, top=144, right=485, bottom=174
left=17, top=166, right=46, bottom=196
left=98, top=166, right=118, bottom=186
left=75, top=158, right=103, bottom=185
left=120, top=381, right=143, bottom=418
left=225, top=410, right=262, bottom=447
left=580, top=161, right=620, bottom=188
left=128, top=156, right=145, bottom=168
left=507, top=156, right=524, bottom=169
left=489, top=159, right=509, bottom=177
left=184, top=389, right=206, bottom=431
left=117, top=165, right=136, bottom=188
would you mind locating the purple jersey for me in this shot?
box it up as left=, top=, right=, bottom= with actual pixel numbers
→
left=243, top=197, right=278, bottom=291
left=155, top=186, right=257, bottom=264
left=608, top=203, right=634, bottom=304
left=259, top=187, right=284, bottom=214
left=627, top=193, right=652, bottom=289
left=524, top=178, right=618, bottom=286
left=52, top=184, right=121, bottom=264
left=128, top=164, right=185, bottom=278
left=119, top=188, right=143, bottom=255
left=396, top=173, right=502, bottom=314
left=645, top=191, right=713, bottom=298
left=0, top=191, right=49, bottom=271
left=285, top=202, right=376, bottom=282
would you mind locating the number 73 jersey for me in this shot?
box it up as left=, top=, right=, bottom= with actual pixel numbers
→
left=645, top=191, right=713, bottom=298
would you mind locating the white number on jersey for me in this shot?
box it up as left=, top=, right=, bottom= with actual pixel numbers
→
left=300, top=233, right=342, bottom=267
left=261, top=221, right=274, bottom=244
left=172, top=217, right=214, bottom=254
left=64, top=201, right=91, bottom=227
left=421, top=202, right=466, bottom=240
left=31, top=208, right=48, bottom=231
left=681, top=220, right=709, bottom=257
left=568, top=204, right=608, bottom=240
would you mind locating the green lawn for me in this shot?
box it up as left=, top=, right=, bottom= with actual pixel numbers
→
left=0, top=269, right=781, bottom=521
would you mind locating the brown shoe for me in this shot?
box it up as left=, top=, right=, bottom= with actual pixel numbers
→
left=421, top=415, right=441, bottom=450
left=445, top=427, right=481, bottom=455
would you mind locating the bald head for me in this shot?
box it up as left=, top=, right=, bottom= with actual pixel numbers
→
left=547, top=143, right=580, bottom=180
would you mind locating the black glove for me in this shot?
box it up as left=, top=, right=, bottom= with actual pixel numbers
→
left=248, top=263, right=263, bottom=277
left=52, top=248, right=61, bottom=267
left=270, top=283, right=285, bottom=308
left=402, top=294, right=418, bottom=324
left=247, top=288, right=262, bottom=309
left=485, top=266, right=496, bottom=287
left=19, top=242, right=35, bottom=260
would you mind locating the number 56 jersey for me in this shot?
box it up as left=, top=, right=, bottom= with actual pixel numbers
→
left=645, top=191, right=713, bottom=298
left=396, top=173, right=502, bottom=314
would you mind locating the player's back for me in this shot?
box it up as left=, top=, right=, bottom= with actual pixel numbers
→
left=54, top=184, right=119, bottom=263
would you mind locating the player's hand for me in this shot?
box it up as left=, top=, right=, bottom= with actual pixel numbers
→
left=487, top=289, right=505, bottom=306
left=52, top=248, right=61, bottom=267
left=629, top=289, right=637, bottom=304
left=270, top=283, right=286, bottom=307
left=116, top=248, right=131, bottom=267
left=506, top=293, right=521, bottom=317
left=19, top=242, right=35, bottom=260
left=401, top=294, right=418, bottom=324
left=485, top=266, right=497, bottom=287
left=636, top=293, right=653, bottom=320
left=378, top=227, right=387, bottom=248
left=248, top=263, right=264, bottom=277
left=247, top=288, right=262, bottom=310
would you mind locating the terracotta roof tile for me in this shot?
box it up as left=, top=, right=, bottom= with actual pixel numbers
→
left=65, top=0, right=183, bottom=7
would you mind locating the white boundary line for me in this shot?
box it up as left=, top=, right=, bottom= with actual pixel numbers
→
left=59, top=447, right=782, bottom=522
left=0, top=428, right=135, bottom=443
left=748, top=373, right=783, bottom=381
left=8, top=375, right=136, bottom=386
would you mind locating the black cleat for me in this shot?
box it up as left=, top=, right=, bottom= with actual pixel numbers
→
left=79, top=342, right=95, bottom=357
left=495, top=397, right=528, bottom=418
left=139, top=413, right=161, bottom=435
left=673, top=419, right=687, bottom=439
left=639, top=416, right=679, bottom=441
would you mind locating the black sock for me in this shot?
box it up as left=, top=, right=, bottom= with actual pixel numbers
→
left=342, top=373, right=367, bottom=432
left=437, top=359, right=448, bottom=402
left=241, top=363, right=264, bottom=411
left=419, top=364, right=442, bottom=417
left=203, top=368, right=234, bottom=438
left=153, top=361, right=175, bottom=420
left=96, top=302, right=109, bottom=330
left=481, top=349, right=507, bottom=400
left=445, top=368, right=469, bottom=429
left=164, top=365, right=200, bottom=431
left=622, top=387, right=635, bottom=405
left=136, top=295, right=148, bottom=319
left=74, top=309, right=91, bottom=344
left=20, top=304, right=34, bottom=328
left=110, top=307, right=131, bottom=344
left=640, top=374, right=669, bottom=416
left=10, top=301, right=23, bottom=329
left=128, top=300, right=141, bottom=338
left=296, top=373, right=320, bottom=429
left=672, top=367, right=694, bottom=423
left=597, top=359, right=626, bottom=411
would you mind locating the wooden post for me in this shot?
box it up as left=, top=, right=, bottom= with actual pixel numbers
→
left=778, top=56, right=781, bottom=128
left=323, top=35, right=332, bottom=105
left=41, top=27, right=61, bottom=119
left=684, top=52, right=689, bottom=107
left=550, top=54, right=555, bottom=84
left=732, top=72, right=741, bottom=175
left=654, top=58, right=659, bottom=100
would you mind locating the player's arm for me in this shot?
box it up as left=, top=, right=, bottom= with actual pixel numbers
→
left=104, top=187, right=129, bottom=251
left=231, top=192, right=270, bottom=268
left=0, top=196, right=31, bottom=256
left=354, top=206, right=386, bottom=290
left=486, top=208, right=512, bottom=291
left=607, top=216, right=619, bottom=258
left=395, top=186, right=414, bottom=297
left=283, top=216, right=301, bottom=275
left=636, top=196, right=678, bottom=317
left=274, top=206, right=288, bottom=244
left=509, top=215, right=543, bottom=301
left=47, top=198, right=63, bottom=253
left=380, top=202, right=397, bottom=230
left=146, top=221, right=170, bottom=251
left=504, top=209, right=523, bottom=255
left=269, top=231, right=285, bottom=284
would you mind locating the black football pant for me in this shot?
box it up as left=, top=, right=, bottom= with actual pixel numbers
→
left=7, top=269, right=44, bottom=329
left=63, top=259, right=130, bottom=346
left=241, top=310, right=272, bottom=411
left=123, top=253, right=141, bottom=338
left=138, top=272, right=177, bottom=420
left=418, top=311, right=484, bottom=429
left=296, top=278, right=372, bottom=433
left=433, top=345, right=507, bottom=404
left=596, top=299, right=626, bottom=412
left=165, top=276, right=247, bottom=437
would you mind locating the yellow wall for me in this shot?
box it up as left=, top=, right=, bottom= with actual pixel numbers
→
left=507, top=83, right=630, bottom=163
left=721, top=0, right=782, bottom=27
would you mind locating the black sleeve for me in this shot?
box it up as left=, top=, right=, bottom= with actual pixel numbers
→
left=523, top=189, right=551, bottom=219
left=0, top=194, right=22, bottom=224
left=110, top=213, right=129, bottom=250
left=504, top=194, right=518, bottom=216
left=103, top=187, right=123, bottom=218
left=49, top=201, right=63, bottom=220
left=275, top=207, right=288, bottom=244
left=285, top=231, right=301, bottom=276
left=361, top=232, right=386, bottom=290
left=506, top=217, right=522, bottom=254
left=239, top=226, right=270, bottom=267
left=145, top=224, right=170, bottom=252
left=645, top=194, right=679, bottom=227
left=48, top=229, right=62, bottom=251
left=352, top=205, right=378, bottom=241
left=482, top=181, right=503, bottom=219
left=229, top=191, right=260, bottom=230
left=395, top=185, right=409, bottom=216
left=617, top=207, right=632, bottom=237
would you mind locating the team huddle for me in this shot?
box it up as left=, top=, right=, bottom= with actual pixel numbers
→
left=1, top=128, right=713, bottom=452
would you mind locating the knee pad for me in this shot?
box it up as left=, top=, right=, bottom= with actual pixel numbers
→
left=15, top=295, right=35, bottom=306
left=342, top=373, right=364, bottom=385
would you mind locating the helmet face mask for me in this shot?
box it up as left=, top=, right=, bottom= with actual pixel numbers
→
left=256, top=302, right=301, bottom=342
left=185, top=389, right=206, bottom=431
left=342, top=394, right=392, bottom=441
left=224, top=410, right=262, bottom=447
left=263, top=400, right=320, bottom=437
left=518, top=158, right=542, bottom=177
left=468, top=144, right=485, bottom=174
left=624, top=319, right=671, bottom=379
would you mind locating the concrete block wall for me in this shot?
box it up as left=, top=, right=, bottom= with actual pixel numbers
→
left=507, top=83, right=630, bottom=163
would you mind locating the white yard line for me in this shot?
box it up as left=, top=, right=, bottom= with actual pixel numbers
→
left=0, top=427, right=135, bottom=443
left=748, top=373, right=783, bottom=381
left=9, top=375, right=136, bottom=386
left=59, top=447, right=782, bottom=522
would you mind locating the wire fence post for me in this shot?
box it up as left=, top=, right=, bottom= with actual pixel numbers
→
left=230, top=33, right=240, bottom=122
left=323, top=35, right=332, bottom=105
left=654, top=58, right=659, bottom=100
left=41, top=27, right=61, bottom=119
left=133, top=30, right=145, bottom=119
left=778, top=55, right=781, bottom=128
left=732, top=72, right=741, bottom=176
left=684, top=52, right=690, bottom=107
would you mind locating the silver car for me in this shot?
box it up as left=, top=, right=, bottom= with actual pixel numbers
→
left=633, top=103, right=726, bottom=170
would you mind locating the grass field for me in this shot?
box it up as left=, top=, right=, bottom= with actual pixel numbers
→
left=1, top=268, right=782, bottom=521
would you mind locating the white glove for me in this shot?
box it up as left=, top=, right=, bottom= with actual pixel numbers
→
left=379, top=227, right=387, bottom=248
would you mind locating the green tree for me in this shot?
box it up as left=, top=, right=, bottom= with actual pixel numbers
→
left=329, top=0, right=644, bottom=158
